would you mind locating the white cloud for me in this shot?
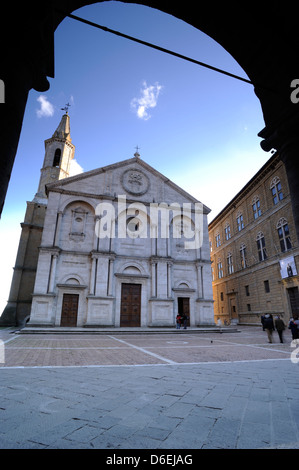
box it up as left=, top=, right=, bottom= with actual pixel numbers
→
left=131, top=81, right=163, bottom=120
left=69, top=158, right=84, bottom=176
left=36, top=95, right=54, bottom=118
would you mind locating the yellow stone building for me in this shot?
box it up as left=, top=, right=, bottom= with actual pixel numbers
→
left=208, top=152, right=299, bottom=326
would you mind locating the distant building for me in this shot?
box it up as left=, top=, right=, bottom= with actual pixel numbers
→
left=208, top=152, right=299, bottom=325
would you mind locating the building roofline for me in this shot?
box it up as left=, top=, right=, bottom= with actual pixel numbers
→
left=208, top=151, right=280, bottom=228
left=46, top=155, right=211, bottom=214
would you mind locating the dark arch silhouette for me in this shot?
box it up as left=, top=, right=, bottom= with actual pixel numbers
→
left=1, top=1, right=299, bottom=239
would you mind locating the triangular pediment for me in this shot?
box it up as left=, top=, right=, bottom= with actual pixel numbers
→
left=46, top=156, right=210, bottom=213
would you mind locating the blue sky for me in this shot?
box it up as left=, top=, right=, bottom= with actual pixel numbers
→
left=0, top=1, right=270, bottom=313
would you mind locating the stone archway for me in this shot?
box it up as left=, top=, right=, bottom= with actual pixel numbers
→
left=1, top=1, right=299, bottom=240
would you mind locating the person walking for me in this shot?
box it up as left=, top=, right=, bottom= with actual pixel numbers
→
left=294, top=317, right=299, bottom=338
left=182, top=313, right=188, bottom=329
left=274, top=315, right=285, bottom=343
left=261, top=314, right=266, bottom=331
left=288, top=317, right=299, bottom=340
left=176, top=314, right=181, bottom=329
left=264, top=314, right=275, bottom=343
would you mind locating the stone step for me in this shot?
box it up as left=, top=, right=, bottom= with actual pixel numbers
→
left=19, top=326, right=239, bottom=335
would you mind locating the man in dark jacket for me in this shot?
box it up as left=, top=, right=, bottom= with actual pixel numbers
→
left=264, top=314, right=275, bottom=343
left=288, top=317, right=299, bottom=340
left=274, top=316, right=285, bottom=343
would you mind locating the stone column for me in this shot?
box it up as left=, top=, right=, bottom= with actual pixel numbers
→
left=48, top=254, right=58, bottom=293
left=107, top=256, right=114, bottom=296
left=167, top=261, right=172, bottom=298
left=89, top=256, right=96, bottom=295
left=151, top=261, right=156, bottom=297
left=151, top=224, right=157, bottom=256
left=54, top=212, right=62, bottom=246
left=156, top=261, right=168, bottom=299
left=94, top=216, right=101, bottom=251
left=196, top=262, right=203, bottom=298
left=95, top=255, right=110, bottom=296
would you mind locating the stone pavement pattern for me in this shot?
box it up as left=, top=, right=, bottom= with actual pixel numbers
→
left=0, top=326, right=298, bottom=449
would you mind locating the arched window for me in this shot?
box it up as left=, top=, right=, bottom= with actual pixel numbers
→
left=252, top=196, right=262, bottom=219
left=277, top=218, right=292, bottom=252
left=256, top=231, right=267, bottom=261
left=217, top=259, right=223, bottom=279
left=236, top=211, right=244, bottom=232
left=227, top=252, right=234, bottom=274
left=240, top=243, right=247, bottom=269
left=53, top=148, right=61, bottom=167
left=224, top=222, right=231, bottom=240
left=270, top=177, right=283, bottom=205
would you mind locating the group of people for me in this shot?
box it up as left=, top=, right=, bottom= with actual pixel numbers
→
left=261, top=313, right=299, bottom=343
left=261, top=314, right=284, bottom=343
left=176, top=314, right=188, bottom=329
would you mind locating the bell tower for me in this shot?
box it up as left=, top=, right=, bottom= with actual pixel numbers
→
left=34, top=110, right=75, bottom=201
left=0, top=111, right=76, bottom=327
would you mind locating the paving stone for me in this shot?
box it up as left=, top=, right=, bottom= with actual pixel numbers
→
left=64, top=424, right=102, bottom=443
left=28, top=419, right=87, bottom=446
left=237, top=421, right=272, bottom=449
left=203, top=417, right=240, bottom=449
left=137, top=426, right=171, bottom=441
left=93, top=415, right=121, bottom=430
left=147, top=414, right=182, bottom=431
left=102, top=423, right=136, bottom=439
left=151, top=394, right=179, bottom=407
left=243, top=400, right=271, bottom=424
left=163, top=416, right=214, bottom=449
left=163, top=401, right=195, bottom=419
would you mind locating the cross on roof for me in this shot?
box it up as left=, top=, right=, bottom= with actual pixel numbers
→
left=134, top=145, right=141, bottom=157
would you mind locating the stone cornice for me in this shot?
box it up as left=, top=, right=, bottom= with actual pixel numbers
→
left=114, top=273, right=150, bottom=279
left=209, top=152, right=281, bottom=228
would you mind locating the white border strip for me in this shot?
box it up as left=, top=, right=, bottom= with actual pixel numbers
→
left=0, top=357, right=291, bottom=370
left=108, top=335, right=177, bottom=364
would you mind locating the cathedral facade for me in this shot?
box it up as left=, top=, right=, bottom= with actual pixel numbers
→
left=4, top=113, right=214, bottom=328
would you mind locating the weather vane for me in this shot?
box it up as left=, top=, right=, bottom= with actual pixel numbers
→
left=61, top=102, right=71, bottom=114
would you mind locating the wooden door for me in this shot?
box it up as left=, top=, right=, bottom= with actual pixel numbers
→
left=178, top=297, right=190, bottom=326
left=230, top=297, right=238, bottom=319
left=60, top=293, right=79, bottom=327
left=120, top=284, right=141, bottom=327
left=288, top=287, right=299, bottom=316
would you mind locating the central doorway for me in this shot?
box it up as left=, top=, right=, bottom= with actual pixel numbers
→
left=288, top=287, right=299, bottom=316
left=120, top=283, right=141, bottom=327
left=178, top=297, right=190, bottom=326
left=60, top=293, right=79, bottom=327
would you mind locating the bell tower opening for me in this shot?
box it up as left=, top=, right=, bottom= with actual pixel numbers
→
left=53, top=148, right=61, bottom=167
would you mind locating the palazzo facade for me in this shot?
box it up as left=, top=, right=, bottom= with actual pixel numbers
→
left=208, top=152, right=299, bottom=325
